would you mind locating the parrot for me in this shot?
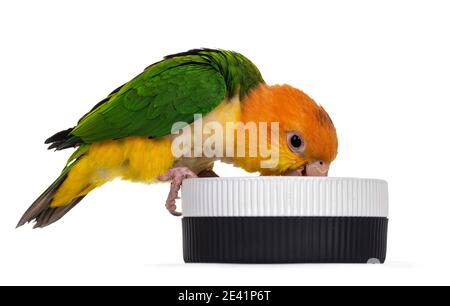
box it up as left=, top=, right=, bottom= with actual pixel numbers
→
left=17, top=48, right=338, bottom=228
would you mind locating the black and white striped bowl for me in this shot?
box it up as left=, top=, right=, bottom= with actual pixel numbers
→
left=181, top=177, right=388, bottom=264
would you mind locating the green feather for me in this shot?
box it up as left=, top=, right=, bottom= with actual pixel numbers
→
left=70, top=49, right=264, bottom=144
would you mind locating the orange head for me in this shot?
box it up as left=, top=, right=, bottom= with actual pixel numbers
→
left=237, top=84, right=338, bottom=176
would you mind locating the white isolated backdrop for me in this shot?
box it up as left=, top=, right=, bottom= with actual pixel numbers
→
left=1, top=0, right=449, bottom=285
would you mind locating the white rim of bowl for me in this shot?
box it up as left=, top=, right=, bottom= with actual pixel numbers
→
left=181, top=177, right=388, bottom=217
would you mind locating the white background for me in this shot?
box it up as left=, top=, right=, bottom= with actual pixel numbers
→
left=1, top=0, right=449, bottom=285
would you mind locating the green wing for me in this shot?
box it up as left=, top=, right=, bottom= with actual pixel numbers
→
left=46, top=49, right=264, bottom=148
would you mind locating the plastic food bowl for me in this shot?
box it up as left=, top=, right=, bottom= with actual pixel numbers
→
left=181, top=177, right=388, bottom=264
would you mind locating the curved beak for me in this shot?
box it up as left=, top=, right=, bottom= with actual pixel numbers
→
left=286, top=160, right=329, bottom=177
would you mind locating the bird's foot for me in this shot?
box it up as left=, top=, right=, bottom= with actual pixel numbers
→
left=158, top=167, right=197, bottom=216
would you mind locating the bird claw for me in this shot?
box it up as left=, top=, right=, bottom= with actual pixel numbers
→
left=158, top=167, right=197, bottom=216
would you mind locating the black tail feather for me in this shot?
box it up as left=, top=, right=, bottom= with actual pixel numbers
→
left=17, top=173, right=68, bottom=227
left=45, top=128, right=74, bottom=144
left=47, top=136, right=82, bottom=150
left=45, top=127, right=83, bottom=150
left=17, top=170, right=84, bottom=228
left=32, top=196, right=85, bottom=228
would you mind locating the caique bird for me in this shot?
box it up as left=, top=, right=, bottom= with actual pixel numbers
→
left=17, top=48, right=338, bottom=228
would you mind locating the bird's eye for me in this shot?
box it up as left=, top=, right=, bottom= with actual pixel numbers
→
left=287, top=132, right=305, bottom=153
